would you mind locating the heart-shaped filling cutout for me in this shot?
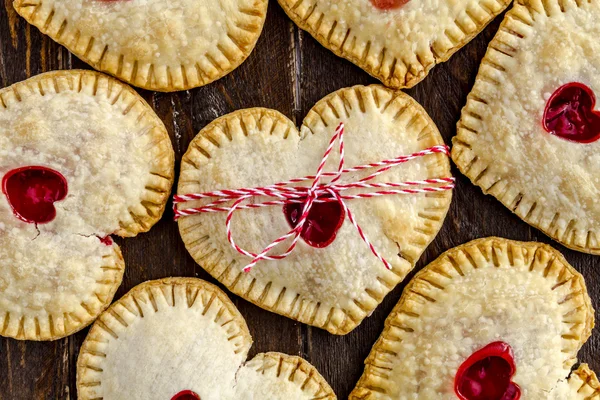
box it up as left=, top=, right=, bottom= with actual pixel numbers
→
left=369, top=0, right=410, bottom=10
left=543, top=82, right=600, bottom=143
left=171, top=390, right=200, bottom=400
left=2, top=166, right=68, bottom=224
left=283, top=194, right=345, bottom=248
left=455, top=341, right=521, bottom=400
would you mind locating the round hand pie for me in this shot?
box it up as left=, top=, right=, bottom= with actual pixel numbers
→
left=13, top=0, right=268, bottom=91
left=452, top=0, right=600, bottom=254
left=176, top=85, right=453, bottom=334
left=278, top=0, right=511, bottom=88
left=0, top=70, right=174, bottom=340
left=76, top=277, right=336, bottom=400
left=351, top=237, right=598, bottom=399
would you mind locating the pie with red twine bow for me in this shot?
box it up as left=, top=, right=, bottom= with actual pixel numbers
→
left=77, top=278, right=336, bottom=400
left=176, top=85, right=453, bottom=334
left=351, top=237, right=599, bottom=399
left=453, top=0, right=600, bottom=254
left=0, top=70, right=174, bottom=340
left=277, top=0, right=511, bottom=89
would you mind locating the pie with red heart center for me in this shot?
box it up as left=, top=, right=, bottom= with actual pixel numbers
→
left=177, top=85, right=453, bottom=334
left=76, top=278, right=336, bottom=400
left=278, top=0, right=512, bottom=88
left=350, top=237, right=599, bottom=399
left=13, top=0, right=267, bottom=91
left=452, top=0, right=600, bottom=254
left=0, top=70, right=174, bottom=340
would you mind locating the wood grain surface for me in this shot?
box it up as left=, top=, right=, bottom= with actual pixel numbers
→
left=1, top=2, right=599, bottom=399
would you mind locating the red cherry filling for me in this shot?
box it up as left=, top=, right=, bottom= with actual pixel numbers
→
left=2, top=166, right=68, bottom=224
left=370, top=0, right=410, bottom=10
left=99, top=236, right=113, bottom=246
left=369, top=0, right=410, bottom=9
left=283, top=194, right=345, bottom=248
left=543, top=82, right=600, bottom=143
left=455, top=341, right=521, bottom=400
left=171, top=390, right=200, bottom=400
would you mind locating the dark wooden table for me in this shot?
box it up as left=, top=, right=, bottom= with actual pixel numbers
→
left=1, top=2, right=599, bottom=399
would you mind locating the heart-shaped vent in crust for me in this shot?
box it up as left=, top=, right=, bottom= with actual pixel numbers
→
left=452, top=0, right=600, bottom=255
left=0, top=70, right=174, bottom=340
left=278, top=0, right=512, bottom=89
left=351, top=237, right=598, bottom=399
left=176, top=85, right=453, bottom=334
left=76, top=278, right=336, bottom=400
left=14, top=0, right=268, bottom=91
left=2, top=166, right=68, bottom=224
left=543, top=82, right=600, bottom=143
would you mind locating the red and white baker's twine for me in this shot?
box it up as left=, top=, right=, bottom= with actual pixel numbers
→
left=174, top=123, right=454, bottom=273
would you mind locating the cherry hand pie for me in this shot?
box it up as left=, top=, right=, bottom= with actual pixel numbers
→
left=452, top=0, right=600, bottom=254
left=351, top=237, right=598, bottom=399
left=76, top=278, right=336, bottom=400
left=176, top=85, right=453, bottom=334
left=278, top=0, right=511, bottom=88
left=13, top=0, right=268, bottom=91
left=0, top=70, right=174, bottom=340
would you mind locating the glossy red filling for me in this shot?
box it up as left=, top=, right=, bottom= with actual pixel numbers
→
left=283, top=194, right=345, bottom=248
left=455, top=342, right=521, bottom=400
left=2, top=166, right=68, bottom=224
left=99, top=236, right=113, bottom=246
left=171, top=391, right=200, bottom=400
left=369, top=0, right=410, bottom=9
left=543, top=82, right=600, bottom=143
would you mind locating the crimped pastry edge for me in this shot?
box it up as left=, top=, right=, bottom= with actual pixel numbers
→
left=0, top=244, right=125, bottom=341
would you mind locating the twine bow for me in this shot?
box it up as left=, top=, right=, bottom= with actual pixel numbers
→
left=174, top=123, right=454, bottom=272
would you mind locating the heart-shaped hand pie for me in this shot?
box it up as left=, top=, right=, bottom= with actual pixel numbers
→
left=176, top=85, right=453, bottom=334
left=13, top=0, right=267, bottom=91
left=278, top=0, right=511, bottom=88
left=351, top=237, right=598, bottom=399
left=76, top=278, right=336, bottom=400
left=452, top=0, right=600, bottom=254
left=0, top=70, right=174, bottom=340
